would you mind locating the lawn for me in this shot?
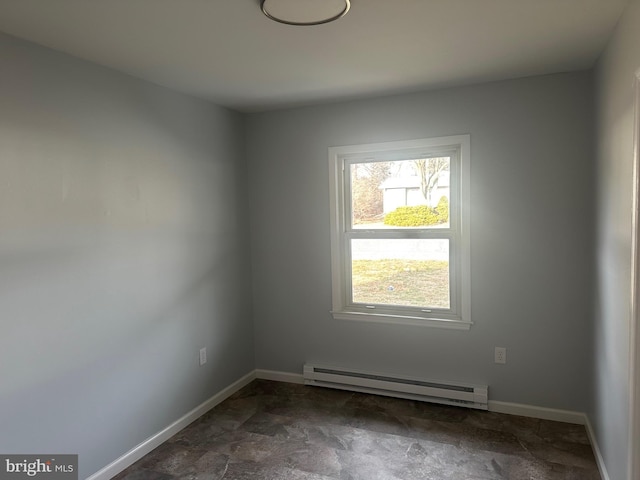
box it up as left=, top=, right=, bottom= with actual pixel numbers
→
left=352, top=259, right=449, bottom=308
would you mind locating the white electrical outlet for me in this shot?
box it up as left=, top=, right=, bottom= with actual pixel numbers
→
left=199, top=347, right=207, bottom=366
left=495, top=347, right=507, bottom=364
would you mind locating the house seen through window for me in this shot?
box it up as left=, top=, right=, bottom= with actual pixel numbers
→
left=329, top=136, right=470, bottom=329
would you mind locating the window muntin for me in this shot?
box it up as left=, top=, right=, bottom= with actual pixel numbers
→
left=329, top=136, right=470, bottom=329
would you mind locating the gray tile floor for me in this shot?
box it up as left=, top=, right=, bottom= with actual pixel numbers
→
left=112, top=380, right=601, bottom=480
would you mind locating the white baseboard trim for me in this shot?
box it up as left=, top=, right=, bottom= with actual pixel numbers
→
left=85, top=370, right=256, bottom=480
left=584, top=416, right=611, bottom=480
left=487, top=400, right=585, bottom=425
left=255, top=369, right=304, bottom=384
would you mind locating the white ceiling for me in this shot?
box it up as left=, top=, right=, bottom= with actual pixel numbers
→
left=0, top=0, right=629, bottom=112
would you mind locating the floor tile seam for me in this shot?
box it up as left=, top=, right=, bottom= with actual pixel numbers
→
left=290, top=412, right=504, bottom=438
left=222, top=428, right=329, bottom=450
left=164, top=427, right=242, bottom=447
left=529, top=436, right=594, bottom=448
left=280, top=415, right=416, bottom=440
left=258, top=425, right=455, bottom=451
left=278, top=468, right=343, bottom=480
left=477, top=455, right=596, bottom=479
left=232, top=423, right=487, bottom=474
left=421, top=415, right=524, bottom=435
left=517, top=437, right=602, bottom=460
left=528, top=455, right=603, bottom=473
left=268, top=455, right=342, bottom=477
left=165, top=433, right=295, bottom=458
left=457, top=444, right=538, bottom=465
left=294, top=417, right=468, bottom=452
left=518, top=438, right=600, bottom=456
left=122, top=469, right=176, bottom=480
left=493, top=446, right=599, bottom=472
left=424, top=416, right=594, bottom=452
left=400, top=423, right=523, bottom=451
left=246, top=408, right=305, bottom=424
left=535, top=455, right=603, bottom=471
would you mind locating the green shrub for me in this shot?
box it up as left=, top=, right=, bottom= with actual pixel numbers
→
left=384, top=205, right=438, bottom=226
left=383, top=197, right=449, bottom=227
left=436, top=196, right=449, bottom=223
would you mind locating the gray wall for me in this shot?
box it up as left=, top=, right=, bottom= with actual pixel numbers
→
left=0, top=33, right=254, bottom=479
left=593, top=0, right=640, bottom=478
left=246, top=72, right=595, bottom=412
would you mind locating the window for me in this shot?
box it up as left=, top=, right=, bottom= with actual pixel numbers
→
left=328, top=135, right=471, bottom=329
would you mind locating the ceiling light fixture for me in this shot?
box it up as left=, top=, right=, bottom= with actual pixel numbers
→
left=261, top=0, right=350, bottom=26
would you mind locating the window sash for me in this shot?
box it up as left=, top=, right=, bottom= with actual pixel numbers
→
left=344, top=152, right=460, bottom=232
left=343, top=237, right=460, bottom=316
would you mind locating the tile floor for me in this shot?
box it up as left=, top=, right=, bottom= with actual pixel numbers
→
left=112, top=380, right=601, bottom=480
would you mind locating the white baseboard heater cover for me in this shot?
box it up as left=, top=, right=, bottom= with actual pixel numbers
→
left=303, top=364, right=488, bottom=410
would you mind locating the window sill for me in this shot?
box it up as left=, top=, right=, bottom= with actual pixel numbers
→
left=331, top=310, right=472, bottom=330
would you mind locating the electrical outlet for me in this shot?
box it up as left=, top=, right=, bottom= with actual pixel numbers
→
left=199, top=347, right=207, bottom=366
left=494, top=347, right=507, bottom=364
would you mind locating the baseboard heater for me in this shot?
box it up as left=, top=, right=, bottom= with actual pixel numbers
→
left=303, top=364, right=488, bottom=410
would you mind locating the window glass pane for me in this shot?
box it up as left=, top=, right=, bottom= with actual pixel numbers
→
left=351, top=238, right=450, bottom=309
left=350, top=157, right=451, bottom=229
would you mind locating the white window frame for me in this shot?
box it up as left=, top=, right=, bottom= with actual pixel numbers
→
left=328, top=135, right=471, bottom=330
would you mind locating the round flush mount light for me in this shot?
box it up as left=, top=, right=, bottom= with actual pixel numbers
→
left=261, top=0, right=350, bottom=26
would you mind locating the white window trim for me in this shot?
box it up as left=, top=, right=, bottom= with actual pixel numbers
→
left=328, top=135, right=471, bottom=330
